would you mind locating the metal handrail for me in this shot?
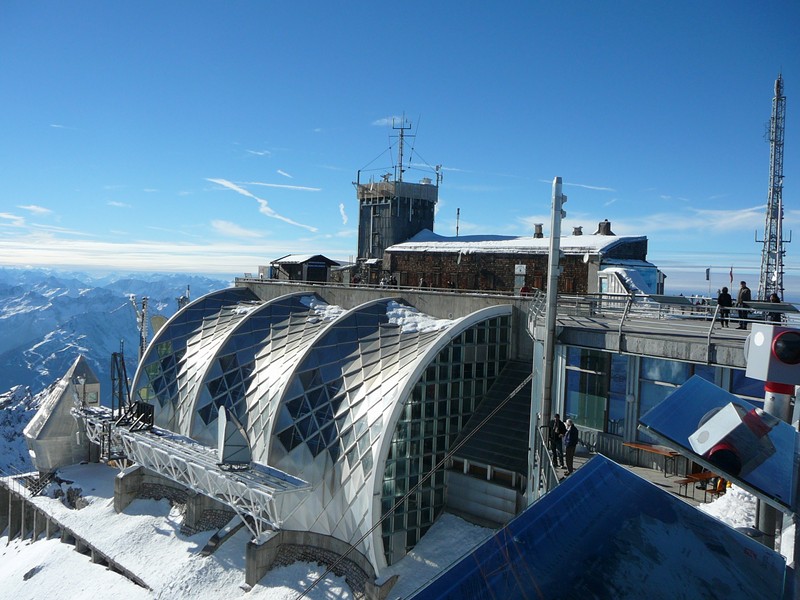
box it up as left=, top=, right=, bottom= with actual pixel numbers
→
left=527, top=292, right=799, bottom=361
left=531, top=418, right=561, bottom=501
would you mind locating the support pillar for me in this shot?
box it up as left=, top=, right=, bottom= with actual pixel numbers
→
left=245, top=534, right=282, bottom=587
left=8, top=494, right=22, bottom=540
left=114, top=465, right=144, bottom=513
left=0, top=484, right=9, bottom=535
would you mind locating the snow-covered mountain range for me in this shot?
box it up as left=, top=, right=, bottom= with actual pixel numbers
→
left=0, top=268, right=229, bottom=404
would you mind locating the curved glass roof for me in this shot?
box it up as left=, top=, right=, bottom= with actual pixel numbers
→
left=131, top=286, right=515, bottom=573
left=130, top=287, right=259, bottom=430
left=187, top=293, right=343, bottom=451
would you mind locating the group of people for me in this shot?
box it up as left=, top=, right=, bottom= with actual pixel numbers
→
left=716, top=281, right=782, bottom=328
left=548, top=413, right=580, bottom=476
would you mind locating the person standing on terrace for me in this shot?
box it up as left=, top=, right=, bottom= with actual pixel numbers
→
left=716, top=287, right=732, bottom=327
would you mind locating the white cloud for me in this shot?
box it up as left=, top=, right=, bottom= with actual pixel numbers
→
left=206, top=178, right=318, bottom=232
left=0, top=234, right=345, bottom=274
left=17, top=204, right=52, bottom=215
left=211, top=219, right=263, bottom=239
left=107, top=201, right=131, bottom=208
left=564, top=182, right=616, bottom=192
left=0, top=212, right=25, bottom=227
left=372, top=116, right=403, bottom=127
left=339, top=203, right=348, bottom=225
left=247, top=149, right=272, bottom=156
left=277, top=170, right=293, bottom=179
left=241, top=181, right=321, bottom=192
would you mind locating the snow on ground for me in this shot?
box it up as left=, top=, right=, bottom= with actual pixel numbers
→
left=376, top=513, right=494, bottom=599
left=0, top=535, right=151, bottom=600
left=697, top=484, right=757, bottom=529
left=4, top=463, right=490, bottom=599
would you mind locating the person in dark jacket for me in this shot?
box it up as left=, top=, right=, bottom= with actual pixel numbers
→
left=549, top=414, right=566, bottom=468
left=736, top=281, right=751, bottom=329
left=563, top=419, right=580, bottom=475
left=767, top=293, right=783, bottom=323
left=716, top=287, right=732, bottom=327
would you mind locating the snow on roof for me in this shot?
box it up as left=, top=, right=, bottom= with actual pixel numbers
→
left=270, top=254, right=338, bottom=265
left=600, top=266, right=654, bottom=295
left=386, top=300, right=455, bottom=333
left=300, top=295, right=346, bottom=321
left=386, top=229, right=645, bottom=255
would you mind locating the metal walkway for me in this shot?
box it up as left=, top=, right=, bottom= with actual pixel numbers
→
left=78, top=406, right=309, bottom=543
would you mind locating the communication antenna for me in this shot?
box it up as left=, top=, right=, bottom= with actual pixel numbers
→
left=129, top=295, right=148, bottom=362
left=392, top=114, right=412, bottom=182
left=757, top=75, right=791, bottom=300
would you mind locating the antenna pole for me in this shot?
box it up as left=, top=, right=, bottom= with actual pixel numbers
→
left=393, top=115, right=412, bottom=183
left=757, top=75, right=788, bottom=300
left=456, top=208, right=460, bottom=237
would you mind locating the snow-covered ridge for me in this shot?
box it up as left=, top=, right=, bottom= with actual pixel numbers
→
left=0, top=268, right=229, bottom=403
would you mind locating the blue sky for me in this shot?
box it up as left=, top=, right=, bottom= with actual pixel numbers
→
left=1, top=2, right=799, bottom=297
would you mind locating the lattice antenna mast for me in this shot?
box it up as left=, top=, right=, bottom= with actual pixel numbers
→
left=757, top=75, right=788, bottom=300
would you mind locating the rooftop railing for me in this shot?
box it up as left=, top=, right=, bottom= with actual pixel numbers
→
left=528, top=292, right=799, bottom=356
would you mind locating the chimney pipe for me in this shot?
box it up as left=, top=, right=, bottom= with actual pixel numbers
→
left=534, top=223, right=544, bottom=238
left=572, top=226, right=583, bottom=236
left=594, top=219, right=615, bottom=235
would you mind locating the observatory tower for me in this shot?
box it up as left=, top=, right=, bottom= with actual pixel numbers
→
left=757, top=75, right=788, bottom=300
left=355, top=119, right=440, bottom=265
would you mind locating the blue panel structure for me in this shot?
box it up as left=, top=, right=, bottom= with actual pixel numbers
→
left=410, top=456, right=788, bottom=600
left=639, top=375, right=798, bottom=512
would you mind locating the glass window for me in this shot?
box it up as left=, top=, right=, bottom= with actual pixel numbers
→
left=640, top=357, right=690, bottom=384
left=607, top=354, right=628, bottom=436
left=380, top=315, right=512, bottom=565
left=564, top=348, right=609, bottom=431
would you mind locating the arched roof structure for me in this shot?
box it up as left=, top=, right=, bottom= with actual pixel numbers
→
left=130, top=288, right=515, bottom=572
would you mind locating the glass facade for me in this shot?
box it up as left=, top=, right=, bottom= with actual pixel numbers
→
left=637, top=358, right=716, bottom=442
left=730, top=369, right=766, bottom=404
left=132, top=287, right=259, bottom=430
left=380, top=315, right=511, bottom=565
left=189, top=294, right=341, bottom=452
left=564, top=347, right=626, bottom=433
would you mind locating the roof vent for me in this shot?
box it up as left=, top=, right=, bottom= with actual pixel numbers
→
left=533, top=223, right=544, bottom=238
left=572, top=226, right=583, bottom=236
left=594, top=219, right=615, bottom=235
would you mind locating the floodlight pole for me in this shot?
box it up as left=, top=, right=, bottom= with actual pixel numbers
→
left=540, top=177, right=566, bottom=430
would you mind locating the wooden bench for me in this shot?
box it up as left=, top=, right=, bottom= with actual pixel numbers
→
left=622, top=442, right=681, bottom=477
left=674, top=471, right=717, bottom=499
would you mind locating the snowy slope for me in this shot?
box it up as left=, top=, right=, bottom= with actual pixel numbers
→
left=0, top=385, right=44, bottom=476
left=0, top=268, right=229, bottom=402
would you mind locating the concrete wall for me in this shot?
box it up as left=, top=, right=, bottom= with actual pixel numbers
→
left=245, top=529, right=399, bottom=599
